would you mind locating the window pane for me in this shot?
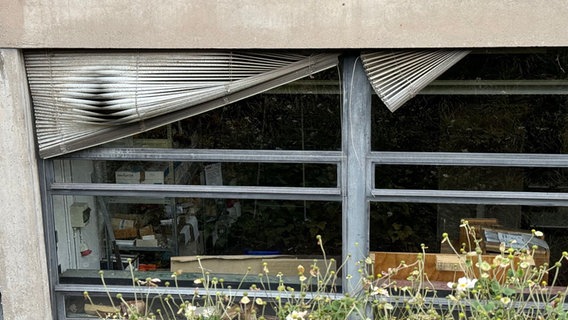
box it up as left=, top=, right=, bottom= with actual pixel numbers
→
left=440, top=49, right=568, bottom=80
left=72, top=160, right=337, bottom=188
left=106, top=70, right=341, bottom=151
left=370, top=202, right=568, bottom=285
left=54, top=194, right=341, bottom=277
left=376, top=165, right=568, bottom=192
left=373, top=95, right=568, bottom=153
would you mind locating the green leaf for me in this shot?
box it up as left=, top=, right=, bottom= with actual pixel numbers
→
left=484, top=301, right=496, bottom=312
left=490, top=280, right=502, bottom=294
left=501, top=287, right=516, bottom=296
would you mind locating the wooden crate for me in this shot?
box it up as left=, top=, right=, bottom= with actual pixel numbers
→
left=373, top=251, right=547, bottom=283
left=480, top=227, right=549, bottom=267
left=459, top=218, right=501, bottom=252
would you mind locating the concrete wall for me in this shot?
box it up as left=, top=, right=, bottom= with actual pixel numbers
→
left=2, top=0, right=568, bottom=49
left=0, top=50, right=52, bottom=319
left=1, top=1, right=568, bottom=319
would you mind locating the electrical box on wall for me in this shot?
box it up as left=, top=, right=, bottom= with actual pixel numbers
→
left=70, top=202, right=90, bottom=228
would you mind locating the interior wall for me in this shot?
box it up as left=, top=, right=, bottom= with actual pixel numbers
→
left=53, top=160, right=99, bottom=272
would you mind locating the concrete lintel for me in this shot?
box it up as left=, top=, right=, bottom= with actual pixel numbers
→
left=2, top=0, right=568, bottom=49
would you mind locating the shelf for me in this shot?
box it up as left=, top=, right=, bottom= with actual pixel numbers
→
left=107, top=196, right=172, bottom=205
left=117, top=245, right=171, bottom=252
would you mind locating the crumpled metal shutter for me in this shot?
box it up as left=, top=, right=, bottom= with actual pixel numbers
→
left=25, top=51, right=339, bottom=158
left=361, top=49, right=470, bottom=112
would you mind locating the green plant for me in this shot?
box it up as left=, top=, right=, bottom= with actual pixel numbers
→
left=368, top=220, right=568, bottom=320
left=86, top=225, right=568, bottom=320
left=85, top=235, right=371, bottom=319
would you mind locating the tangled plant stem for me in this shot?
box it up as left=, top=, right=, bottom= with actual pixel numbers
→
left=85, top=228, right=567, bottom=320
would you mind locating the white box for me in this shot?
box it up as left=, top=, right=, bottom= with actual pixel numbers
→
left=115, top=164, right=143, bottom=184
left=136, top=238, right=159, bottom=247
left=143, top=163, right=169, bottom=184
left=70, top=202, right=90, bottom=228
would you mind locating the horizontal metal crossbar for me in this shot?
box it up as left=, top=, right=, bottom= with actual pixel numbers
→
left=50, top=183, right=341, bottom=201
left=371, top=151, right=568, bottom=167
left=64, top=148, right=342, bottom=164
left=266, top=79, right=568, bottom=95
left=372, top=189, right=568, bottom=206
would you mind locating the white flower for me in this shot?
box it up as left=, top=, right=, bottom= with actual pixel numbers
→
left=534, top=231, right=544, bottom=237
left=501, top=297, right=511, bottom=305
left=370, top=285, right=389, bottom=297
left=382, top=303, right=394, bottom=310
left=493, top=255, right=510, bottom=268
left=448, top=277, right=477, bottom=292
left=182, top=304, right=197, bottom=317
left=200, top=306, right=215, bottom=318
left=477, top=261, right=492, bottom=272
left=286, top=310, right=307, bottom=320
left=137, top=278, right=161, bottom=287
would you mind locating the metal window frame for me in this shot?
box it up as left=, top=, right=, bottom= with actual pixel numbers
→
left=370, top=151, right=568, bottom=206
left=42, top=85, right=350, bottom=318
left=47, top=150, right=345, bottom=317
left=41, top=50, right=568, bottom=319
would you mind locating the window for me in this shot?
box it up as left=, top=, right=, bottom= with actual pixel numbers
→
left=40, top=65, right=344, bottom=319
left=371, top=49, right=568, bottom=286
left=36, top=48, right=568, bottom=318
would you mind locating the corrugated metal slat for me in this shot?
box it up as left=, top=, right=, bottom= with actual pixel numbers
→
left=25, top=51, right=339, bottom=158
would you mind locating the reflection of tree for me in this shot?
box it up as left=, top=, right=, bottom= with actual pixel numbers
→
left=370, top=49, right=568, bottom=253
left=168, top=90, right=343, bottom=255
left=370, top=203, right=438, bottom=252
left=226, top=201, right=342, bottom=255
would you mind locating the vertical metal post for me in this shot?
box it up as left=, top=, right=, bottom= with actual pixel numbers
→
left=38, top=159, right=60, bottom=319
left=341, top=54, right=372, bottom=293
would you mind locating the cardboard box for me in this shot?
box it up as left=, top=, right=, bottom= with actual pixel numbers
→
left=113, top=228, right=138, bottom=239
left=115, top=240, right=135, bottom=247
left=113, top=213, right=151, bottom=229
left=135, top=238, right=159, bottom=247
left=171, top=255, right=335, bottom=277
left=144, top=162, right=191, bottom=184
left=458, top=218, right=501, bottom=251
left=373, top=251, right=546, bottom=283
left=139, top=225, right=154, bottom=237
left=115, top=164, right=144, bottom=184
left=112, top=218, right=136, bottom=230
left=481, top=227, right=549, bottom=267
left=143, top=163, right=169, bottom=184
left=112, top=218, right=138, bottom=239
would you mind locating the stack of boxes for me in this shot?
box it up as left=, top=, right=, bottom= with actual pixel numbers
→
left=373, top=218, right=550, bottom=282
left=115, top=162, right=189, bottom=185
left=458, top=218, right=549, bottom=267
left=111, top=215, right=158, bottom=247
